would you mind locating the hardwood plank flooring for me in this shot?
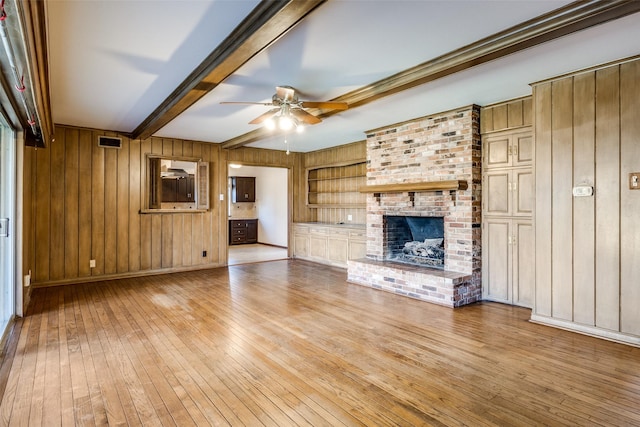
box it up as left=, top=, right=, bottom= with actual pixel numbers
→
left=1, top=259, right=639, bottom=426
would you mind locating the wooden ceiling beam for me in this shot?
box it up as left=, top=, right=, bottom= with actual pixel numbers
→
left=130, top=0, right=326, bottom=141
left=221, top=0, right=640, bottom=150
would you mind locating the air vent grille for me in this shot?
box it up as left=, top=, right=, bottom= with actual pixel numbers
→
left=98, top=136, right=122, bottom=149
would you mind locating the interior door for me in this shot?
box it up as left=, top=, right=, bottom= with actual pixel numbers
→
left=0, top=122, right=15, bottom=335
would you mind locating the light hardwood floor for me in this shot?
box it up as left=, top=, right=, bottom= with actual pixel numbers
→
left=228, top=244, right=288, bottom=266
left=1, top=260, right=639, bottom=426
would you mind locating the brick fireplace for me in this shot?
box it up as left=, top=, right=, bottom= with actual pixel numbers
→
left=347, top=105, right=482, bottom=307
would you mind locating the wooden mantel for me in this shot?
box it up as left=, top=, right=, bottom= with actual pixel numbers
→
left=359, top=180, right=468, bottom=194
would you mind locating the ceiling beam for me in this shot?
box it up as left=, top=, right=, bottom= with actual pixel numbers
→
left=221, top=0, right=640, bottom=150
left=130, top=0, right=326, bottom=141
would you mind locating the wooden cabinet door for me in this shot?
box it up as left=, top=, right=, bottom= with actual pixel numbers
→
left=512, top=220, right=534, bottom=308
left=484, top=134, right=512, bottom=168
left=512, top=131, right=533, bottom=167
left=513, top=169, right=533, bottom=217
left=246, top=220, right=258, bottom=243
left=232, top=177, right=255, bottom=202
left=482, top=219, right=512, bottom=304
left=483, top=171, right=511, bottom=216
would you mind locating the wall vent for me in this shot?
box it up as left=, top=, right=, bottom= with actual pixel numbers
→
left=98, top=136, right=122, bottom=149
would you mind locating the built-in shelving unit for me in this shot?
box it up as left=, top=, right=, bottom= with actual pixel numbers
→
left=306, top=161, right=366, bottom=208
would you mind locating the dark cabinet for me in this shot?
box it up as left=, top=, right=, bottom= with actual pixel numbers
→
left=231, top=177, right=255, bottom=202
left=162, top=175, right=194, bottom=203
left=229, top=219, right=258, bottom=245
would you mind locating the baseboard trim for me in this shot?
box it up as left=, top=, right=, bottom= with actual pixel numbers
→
left=31, top=263, right=225, bottom=289
left=530, top=314, right=640, bottom=348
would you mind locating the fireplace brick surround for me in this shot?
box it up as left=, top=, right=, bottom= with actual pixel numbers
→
left=347, top=105, right=482, bottom=307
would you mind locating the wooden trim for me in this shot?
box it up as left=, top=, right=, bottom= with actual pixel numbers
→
left=359, top=180, right=468, bottom=193
left=131, top=0, right=326, bottom=141
left=15, top=0, right=54, bottom=144
left=222, top=0, right=640, bottom=150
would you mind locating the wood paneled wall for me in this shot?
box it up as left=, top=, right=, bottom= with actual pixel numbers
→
left=481, top=96, right=532, bottom=134
left=27, top=126, right=226, bottom=286
left=532, top=58, right=640, bottom=345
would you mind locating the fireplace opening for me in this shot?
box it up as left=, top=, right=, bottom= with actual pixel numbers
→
left=385, top=216, right=445, bottom=268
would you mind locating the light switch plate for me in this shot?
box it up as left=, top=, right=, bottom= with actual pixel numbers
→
left=572, top=185, right=593, bottom=197
left=629, top=172, right=640, bottom=190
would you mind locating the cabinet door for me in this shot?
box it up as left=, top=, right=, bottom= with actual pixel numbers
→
left=512, top=169, right=533, bottom=217
left=512, top=220, right=534, bottom=308
left=483, top=171, right=511, bottom=216
left=484, top=134, right=512, bottom=168
left=512, top=131, right=533, bottom=167
left=482, top=219, right=512, bottom=303
left=246, top=220, right=258, bottom=243
left=161, top=178, right=177, bottom=202
left=234, top=177, right=255, bottom=202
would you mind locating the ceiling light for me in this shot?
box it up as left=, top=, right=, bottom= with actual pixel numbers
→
left=264, top=118, right=276, bottom=130
left=278, top=115, right=294, bottom=131
left=229, top=163, right=242, bottom=169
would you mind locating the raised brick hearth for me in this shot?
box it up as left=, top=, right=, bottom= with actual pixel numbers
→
left=347, top=105, right=482, bottom=307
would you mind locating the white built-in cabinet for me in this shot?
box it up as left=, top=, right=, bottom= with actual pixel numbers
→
left=482, top=128, right=534, bottom=307
left=293, top=223, right=366, bottom=268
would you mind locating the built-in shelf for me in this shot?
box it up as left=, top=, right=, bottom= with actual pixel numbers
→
left=359, top=180, right=468, bottom=193
left=306, top=161, right=367, bottom=208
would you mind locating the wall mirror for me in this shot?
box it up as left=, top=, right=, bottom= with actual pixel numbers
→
left=143, top=154, right=209, bottom=212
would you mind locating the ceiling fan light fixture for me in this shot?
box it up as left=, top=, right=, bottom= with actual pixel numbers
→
left=278, top=114, right=294, bottom=131
left=296, top=124, right=305, bottom=133
left=264, top=118, right=277, bottom=130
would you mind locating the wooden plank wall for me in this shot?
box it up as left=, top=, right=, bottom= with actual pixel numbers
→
left=27, top=126, right=225, bottom=286
left=303, top=141, right=366, bottom=224
left=532, top=58, right=640, bottom=342
left=481, top=97, right=532, bottom=134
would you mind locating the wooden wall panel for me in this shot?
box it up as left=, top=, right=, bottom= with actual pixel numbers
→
left=550, top=79, right=574, bottom=321
left=78, top=130, right=92, bottom=278
left=117, top=136, right=130, bottom=273
left=532, top=57, right=640, bottom=345
left=594, top=66, right=620, bottom=331
left=620, top=60, right=640, bottom=336
left=481, top=97, right=532, bottom=134
left=128, top=139, right=141, bottom=272
left=103, top=138, right=118, bottom=275
left=50, top=128, right=65, bottom=280
left=534, top=85, right=552, bottom=317
left=572, top=72, right=596, bottom=326
left=91, top=130, right=105, bottom=276
left=28, top=125, right=232, bottom=286
left=64, top=128, right=79, bottom=279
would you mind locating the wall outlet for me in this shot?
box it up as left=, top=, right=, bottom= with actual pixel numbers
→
left=347, top=214, right=353, bottom=221
left=202, top=250, right=207, bottom=257
left=89, top=259, right=96, bottom=268
left=24, top=274, right=30, bottom=287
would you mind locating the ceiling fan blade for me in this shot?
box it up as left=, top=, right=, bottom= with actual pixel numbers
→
left=300, top=101, right=349, bottom=110
left=276, top=86, right=296, bottom=102
left=291, top=108, right=321, bottom=125
left=220, top=101, right=273, bottom=106
left=249, top=108, right=280, bottom=124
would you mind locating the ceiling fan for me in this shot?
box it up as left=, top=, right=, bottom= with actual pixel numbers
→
left=221, top=86, right=348, bottom=131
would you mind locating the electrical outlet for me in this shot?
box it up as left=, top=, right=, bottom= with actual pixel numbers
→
left=347, top=215, right=353, bottom=221
left=630, top=172, right=640, bottom=190
left=202, top=250, right=207, bottom=257
left=24, top=274, right=30, bottom=287
left=90, top=259, right=96, bottom=268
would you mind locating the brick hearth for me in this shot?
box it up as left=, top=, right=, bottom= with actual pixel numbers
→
left=347, top=105, right=482, bottom=307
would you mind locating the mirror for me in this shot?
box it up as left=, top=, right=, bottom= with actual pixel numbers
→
left=145, top=154, right=209, bottom=212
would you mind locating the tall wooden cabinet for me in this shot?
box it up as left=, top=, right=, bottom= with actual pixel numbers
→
left=482, top=128, right=534, bottom=307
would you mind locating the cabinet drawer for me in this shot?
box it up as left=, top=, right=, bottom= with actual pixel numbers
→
left=231, top=220, right=247, bottom=228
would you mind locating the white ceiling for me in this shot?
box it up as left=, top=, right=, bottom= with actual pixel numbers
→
left=46, top=0, right=640, bottom=152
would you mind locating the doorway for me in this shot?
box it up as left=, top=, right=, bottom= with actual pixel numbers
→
left=0, top=121, right=16, bottom=337
left=228, top=165, right=288, bottom=265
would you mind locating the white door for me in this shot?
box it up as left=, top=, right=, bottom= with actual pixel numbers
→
left=0, top=122, right=15, bottom=335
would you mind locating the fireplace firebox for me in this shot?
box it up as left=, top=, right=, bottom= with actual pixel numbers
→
left=385, top=216, right=445, bottom=268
